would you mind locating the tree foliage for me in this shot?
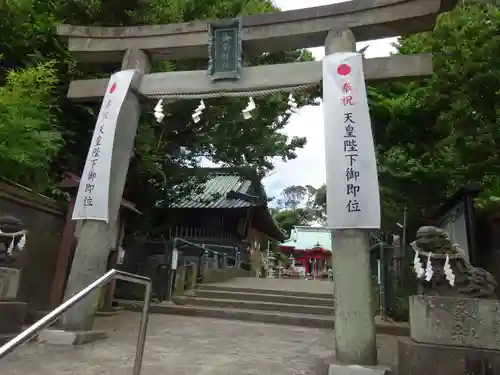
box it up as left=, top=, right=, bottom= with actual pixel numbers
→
left=369, top=0, right=500, bottom=231
left=274, top=1, right=500, bottom=236
left=0, top=60, right=64, bottom=189
left=0, top=0, right=315, bottom=227
left=273, top=210, right=304, bottom=236
left=272, top=184, right=326, bottom=235
left=276, top=185, right=307, bottom=211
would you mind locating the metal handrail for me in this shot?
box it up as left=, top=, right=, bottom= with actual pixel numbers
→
left=176, top=237, right=219, bottom=255
left=0, top=269, right=152, bottom=375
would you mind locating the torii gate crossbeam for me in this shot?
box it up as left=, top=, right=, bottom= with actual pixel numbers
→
left=57, top=0, right=456, bottom=63
left=67, top=54, right=433, bottom=102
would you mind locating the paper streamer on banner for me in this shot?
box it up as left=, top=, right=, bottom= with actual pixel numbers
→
left=72, top=69, right=137, bottom=222
left=322, top=53, right=380, bottom=229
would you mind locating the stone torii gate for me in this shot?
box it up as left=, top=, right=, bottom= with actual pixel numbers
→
left=56, top=0, right=456, bottom=368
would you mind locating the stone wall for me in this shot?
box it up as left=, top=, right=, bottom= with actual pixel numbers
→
left=0, top=180, right=65, bottom=311
left=202, top=266, right=255, bottom=284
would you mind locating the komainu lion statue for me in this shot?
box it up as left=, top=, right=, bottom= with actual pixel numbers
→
left=411, top=226, right=496, bottom=299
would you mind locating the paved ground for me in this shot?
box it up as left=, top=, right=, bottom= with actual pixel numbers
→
left=1, top=312, right=400, bottom=375
left=209, top=277, right=334, bottom=295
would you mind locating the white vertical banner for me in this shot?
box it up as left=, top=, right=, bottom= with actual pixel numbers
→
left=72, top=70, right=136, bottom=222
left=323, top=53, right=380, bottom=229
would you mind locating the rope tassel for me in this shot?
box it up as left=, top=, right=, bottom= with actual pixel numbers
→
left=242, top=97, right=256, bottom=119
left=413, top=250, right=424, bottom=278
left=153, top=99, right=164, bottom=123
left=6, top=239, right=14, bottom=255
left=443, top=254, right=455, bottom=286
left=17, top=233, right=26, bottom=251
left=0, top=229, right=28, bottom=256
left=424, top=253, right=434, bottom=282
left=192, top=99, right=206, bottom=123
left=286, top=93, right=298, bottom=114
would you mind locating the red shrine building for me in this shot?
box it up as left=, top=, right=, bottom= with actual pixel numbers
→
left=277, top=226, right=332, bottom=276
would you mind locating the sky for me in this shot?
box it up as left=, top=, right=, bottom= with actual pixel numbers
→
left=263, top=0, right=397, bottom=202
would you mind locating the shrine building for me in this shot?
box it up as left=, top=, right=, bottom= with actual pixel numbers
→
left=277, top=225, right=332, bottom=276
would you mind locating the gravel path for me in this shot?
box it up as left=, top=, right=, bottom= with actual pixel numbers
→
left=1, top=312, right=400, bottom=375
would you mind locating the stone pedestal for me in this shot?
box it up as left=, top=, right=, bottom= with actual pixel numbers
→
left=410, top=295, right=500, bottom=350
left=398, top=295, right=500, bottom=375
left=38, top=329, right=107, bottom=346
left=0, top=267, right=27, bottom=344
left=328, top=364, right=389, bottom=375
left=398, top=340, right=500, bottom=375
left=0, top=301, right=27, bottom=344
left=0, top=267, right=21, bottom=300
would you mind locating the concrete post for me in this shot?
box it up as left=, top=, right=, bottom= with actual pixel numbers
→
left=202, top=250, right=209, bottom=280
left=212, top=253, right=219, bottom=269
left=61, top=50, right=151, bottom=331
left=173, top=265, right=186, bottom=296
left=325, top=29, right=377, bottom=365
left=185, top=263, right=197, bottom=290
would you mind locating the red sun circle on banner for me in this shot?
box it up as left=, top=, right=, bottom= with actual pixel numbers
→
left=337, top=64, right=351, bottom=76
left=109, top=83, right=117, bottom=93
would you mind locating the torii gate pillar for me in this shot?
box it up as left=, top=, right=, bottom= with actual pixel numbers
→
left=325, top=29, right=377, bottom=366
left=60, top=49, right=151, bottom=331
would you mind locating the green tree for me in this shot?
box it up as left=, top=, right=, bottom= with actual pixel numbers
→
left=277, top=185, right=307, bottom=211
left=0, top=0, right=315, bottom=226
left=369, top=0, right=500, bottom=230
left=309, top=184, right=326, bottom=224
left=272, top=184, right=327, bottom=234
left=273, top=210, right=304, bottom=236
left=0, top=60, right=64, bottom=189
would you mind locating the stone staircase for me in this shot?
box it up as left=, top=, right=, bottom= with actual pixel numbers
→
left=181, top=287, right=334, bottom=316
left=173, top=284, right=336, bottom=328
left=118, top=282, right=410, bottom=335
left=120, top=283, right=335, bottom=328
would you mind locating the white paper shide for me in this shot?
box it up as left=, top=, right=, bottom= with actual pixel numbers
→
left=72, top=70, right=136, bottom=222
left=323, top=53, right=380, bottom=229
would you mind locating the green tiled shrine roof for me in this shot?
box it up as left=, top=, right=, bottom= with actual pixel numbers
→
left=280, top=226, right=332, bottom=251
left=172, top=174, right=258, bottom=209
left=169, top=169, right=286, bottom=241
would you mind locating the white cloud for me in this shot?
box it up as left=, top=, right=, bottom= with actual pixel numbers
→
left=263, top=0, right=397, bottom=202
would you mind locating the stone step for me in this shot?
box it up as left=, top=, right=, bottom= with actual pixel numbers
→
left=196, top=284, right=334, bottom=300
left=194, top=289, right=334, bottom=307
left=120, top=299, right=334, bottom=328
left=173, top=296, right=335, bottom=316
left=117, top=300, right=410, bottom=336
